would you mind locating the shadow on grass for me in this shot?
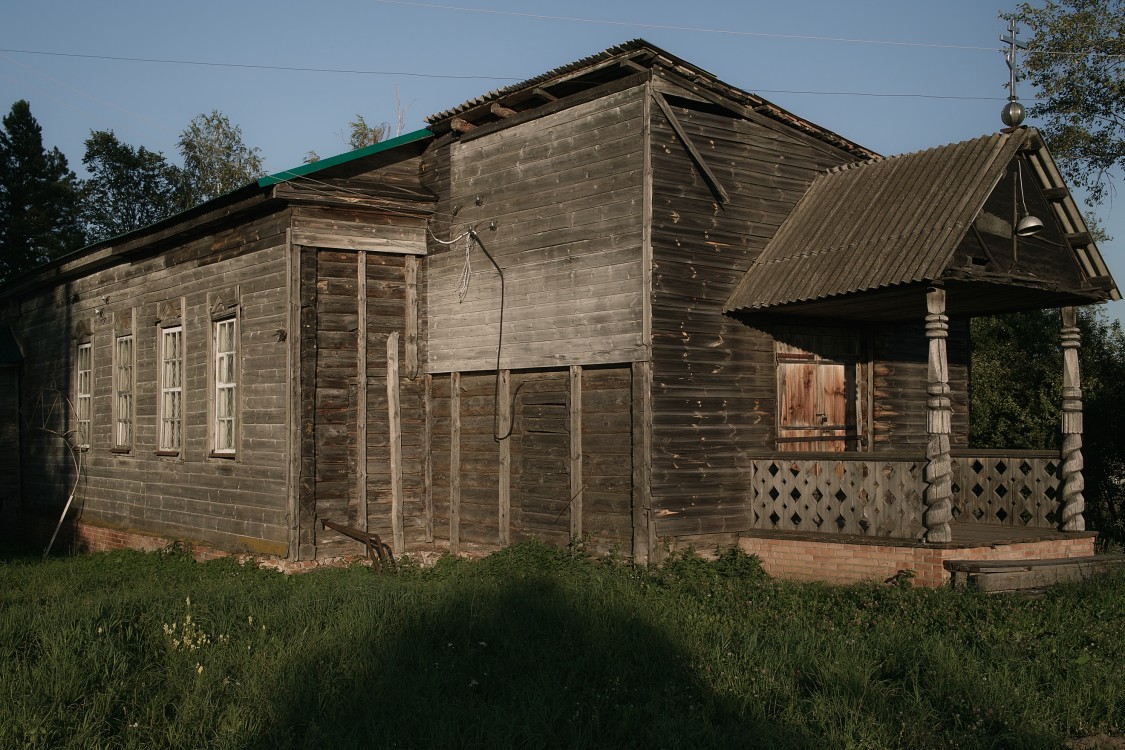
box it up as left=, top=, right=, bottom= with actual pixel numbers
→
left=248, top=570, right=807, bottom=749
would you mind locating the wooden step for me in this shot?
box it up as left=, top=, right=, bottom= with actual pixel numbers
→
left=945, top=555, right=1125, bottom=592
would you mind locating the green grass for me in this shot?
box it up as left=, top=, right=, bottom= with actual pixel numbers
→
left=1, top=541, right=1122, bottom=749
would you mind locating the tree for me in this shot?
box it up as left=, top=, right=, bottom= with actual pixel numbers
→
left=0, top=100, right=84, bottom=281
left=80, top=130, right=185, bottom=243
left=1009, top=0, right=1125, bottom=206
left=303, top=113, right=390, bottom=164
left=971, top=308, right=1125, bottom=544
left=344, top=114, right=389, bottom=151
left=177, top=110, right=263, bottom=207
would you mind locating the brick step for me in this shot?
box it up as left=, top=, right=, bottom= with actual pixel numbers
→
left=945, top=555, right=1125, bottom=592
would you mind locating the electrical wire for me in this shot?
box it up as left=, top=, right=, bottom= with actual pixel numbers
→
left=0, top=47, right=1059, bottom=103
left=372, top=0, right=1125, bottom=59
left=466, top=229, right=517, bottom=442
left=0, top=48, right=523, bottom=81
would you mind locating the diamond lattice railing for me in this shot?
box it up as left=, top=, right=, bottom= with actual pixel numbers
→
left=750, top=457, right=924, bottom=538
left=950, top=452, right=1061, bottom=528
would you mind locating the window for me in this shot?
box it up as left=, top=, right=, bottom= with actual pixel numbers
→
left=76, top=342, right=92, bottom=448
left=212, top=317, right=237, bottom=455
left=159, top=325, right=183, bottom=453
left=113, top=333, right=134, bottom=450
left=775, top=334, right=865, bottom=452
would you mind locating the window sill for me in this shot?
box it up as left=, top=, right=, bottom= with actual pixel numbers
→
left=209, top=452, right=237, bottom=460
left=155, top=450, right=181, bottom=458
left=110, top=447, right=132, bottom=455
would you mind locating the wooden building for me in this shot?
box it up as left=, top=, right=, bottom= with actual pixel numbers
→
left=1, top=41, right=1118, bottom=583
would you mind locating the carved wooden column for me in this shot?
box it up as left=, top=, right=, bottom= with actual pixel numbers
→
left=923, top=287, right=953, bottom=543
left=1060, top=307, right=1085, bottom=531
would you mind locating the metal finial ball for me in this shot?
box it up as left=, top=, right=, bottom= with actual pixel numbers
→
left=1002, top=100, right=1026, bottom=127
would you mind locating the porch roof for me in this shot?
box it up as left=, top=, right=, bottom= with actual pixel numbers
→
left=724, top=128, right=1120, bottom=321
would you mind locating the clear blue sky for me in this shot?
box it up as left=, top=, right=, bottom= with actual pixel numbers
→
left=2, top=0, right=1121, bottom=324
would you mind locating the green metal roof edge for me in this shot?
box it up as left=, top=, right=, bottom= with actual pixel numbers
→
left=258, top=128, right=433, bottom=188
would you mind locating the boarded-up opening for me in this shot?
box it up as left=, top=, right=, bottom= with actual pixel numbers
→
left=511, top=371, right=571, bottom=546
left=776, top=333, right=864, bottom=452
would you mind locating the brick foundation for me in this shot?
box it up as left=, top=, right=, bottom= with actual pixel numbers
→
left=73, top=522, right=232, bottom=561
left=7, top=511, right=1098, bottom=586
left=739, top=532, right=1097, bottom=587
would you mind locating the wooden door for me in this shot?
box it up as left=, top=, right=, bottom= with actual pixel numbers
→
left=776, top=336, right=861, bottom=451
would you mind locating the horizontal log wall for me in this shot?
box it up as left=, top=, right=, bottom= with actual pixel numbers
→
left=647, top=82, right=854, bottom=539
left=366, top=254, right=427, bottom=546
left=511, top=371, right=571, bottom=547
left=292, top=205, right=427, bottom=255
left=580, top=367, right=635, bottom=555
left=12, top=210, right=294, bottom=555
left=311, top=249, right=359, bottom=557
left=306, top=248, right=427, bottom=558
left=426, top=84, right=648, bottom=373
left=872, top=319, right=970, bottom=450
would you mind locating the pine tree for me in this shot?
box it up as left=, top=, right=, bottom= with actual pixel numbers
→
left=0, top=100, right=85, bottom=282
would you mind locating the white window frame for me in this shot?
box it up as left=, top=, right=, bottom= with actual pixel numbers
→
left=76, top=341, right=92, bottom=449
left=158, top=324, right=184, bottom=454
left=113, top=332, right=135, bottom=451
left=212, top=316, right=238, bottom=456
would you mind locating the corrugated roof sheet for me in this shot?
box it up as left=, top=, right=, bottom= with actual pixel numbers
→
left=725, top=131, right=1028, bottom=312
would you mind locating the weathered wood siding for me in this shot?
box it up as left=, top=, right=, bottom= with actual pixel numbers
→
left=647, top=85, right=854, bottom=538
left=580, top=366, right=634, bottom=555
left=303, top=248, right=428, bottom=558
left=425, top=85, right=648, bottom=373
left=310, top=250, right=359, bottom=554
left=0, top=367, right=19, bottom=521
left=452, top=372, right=503, bottom=549
left=428, top=366, right=634, bottom=554
left=13, top=211, right=293, bottom=555
left=871, top=319, right=970, bottom=450
left=292, top=205, right=427, bottom=255
left=511, top=371, right=571, bottom=547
